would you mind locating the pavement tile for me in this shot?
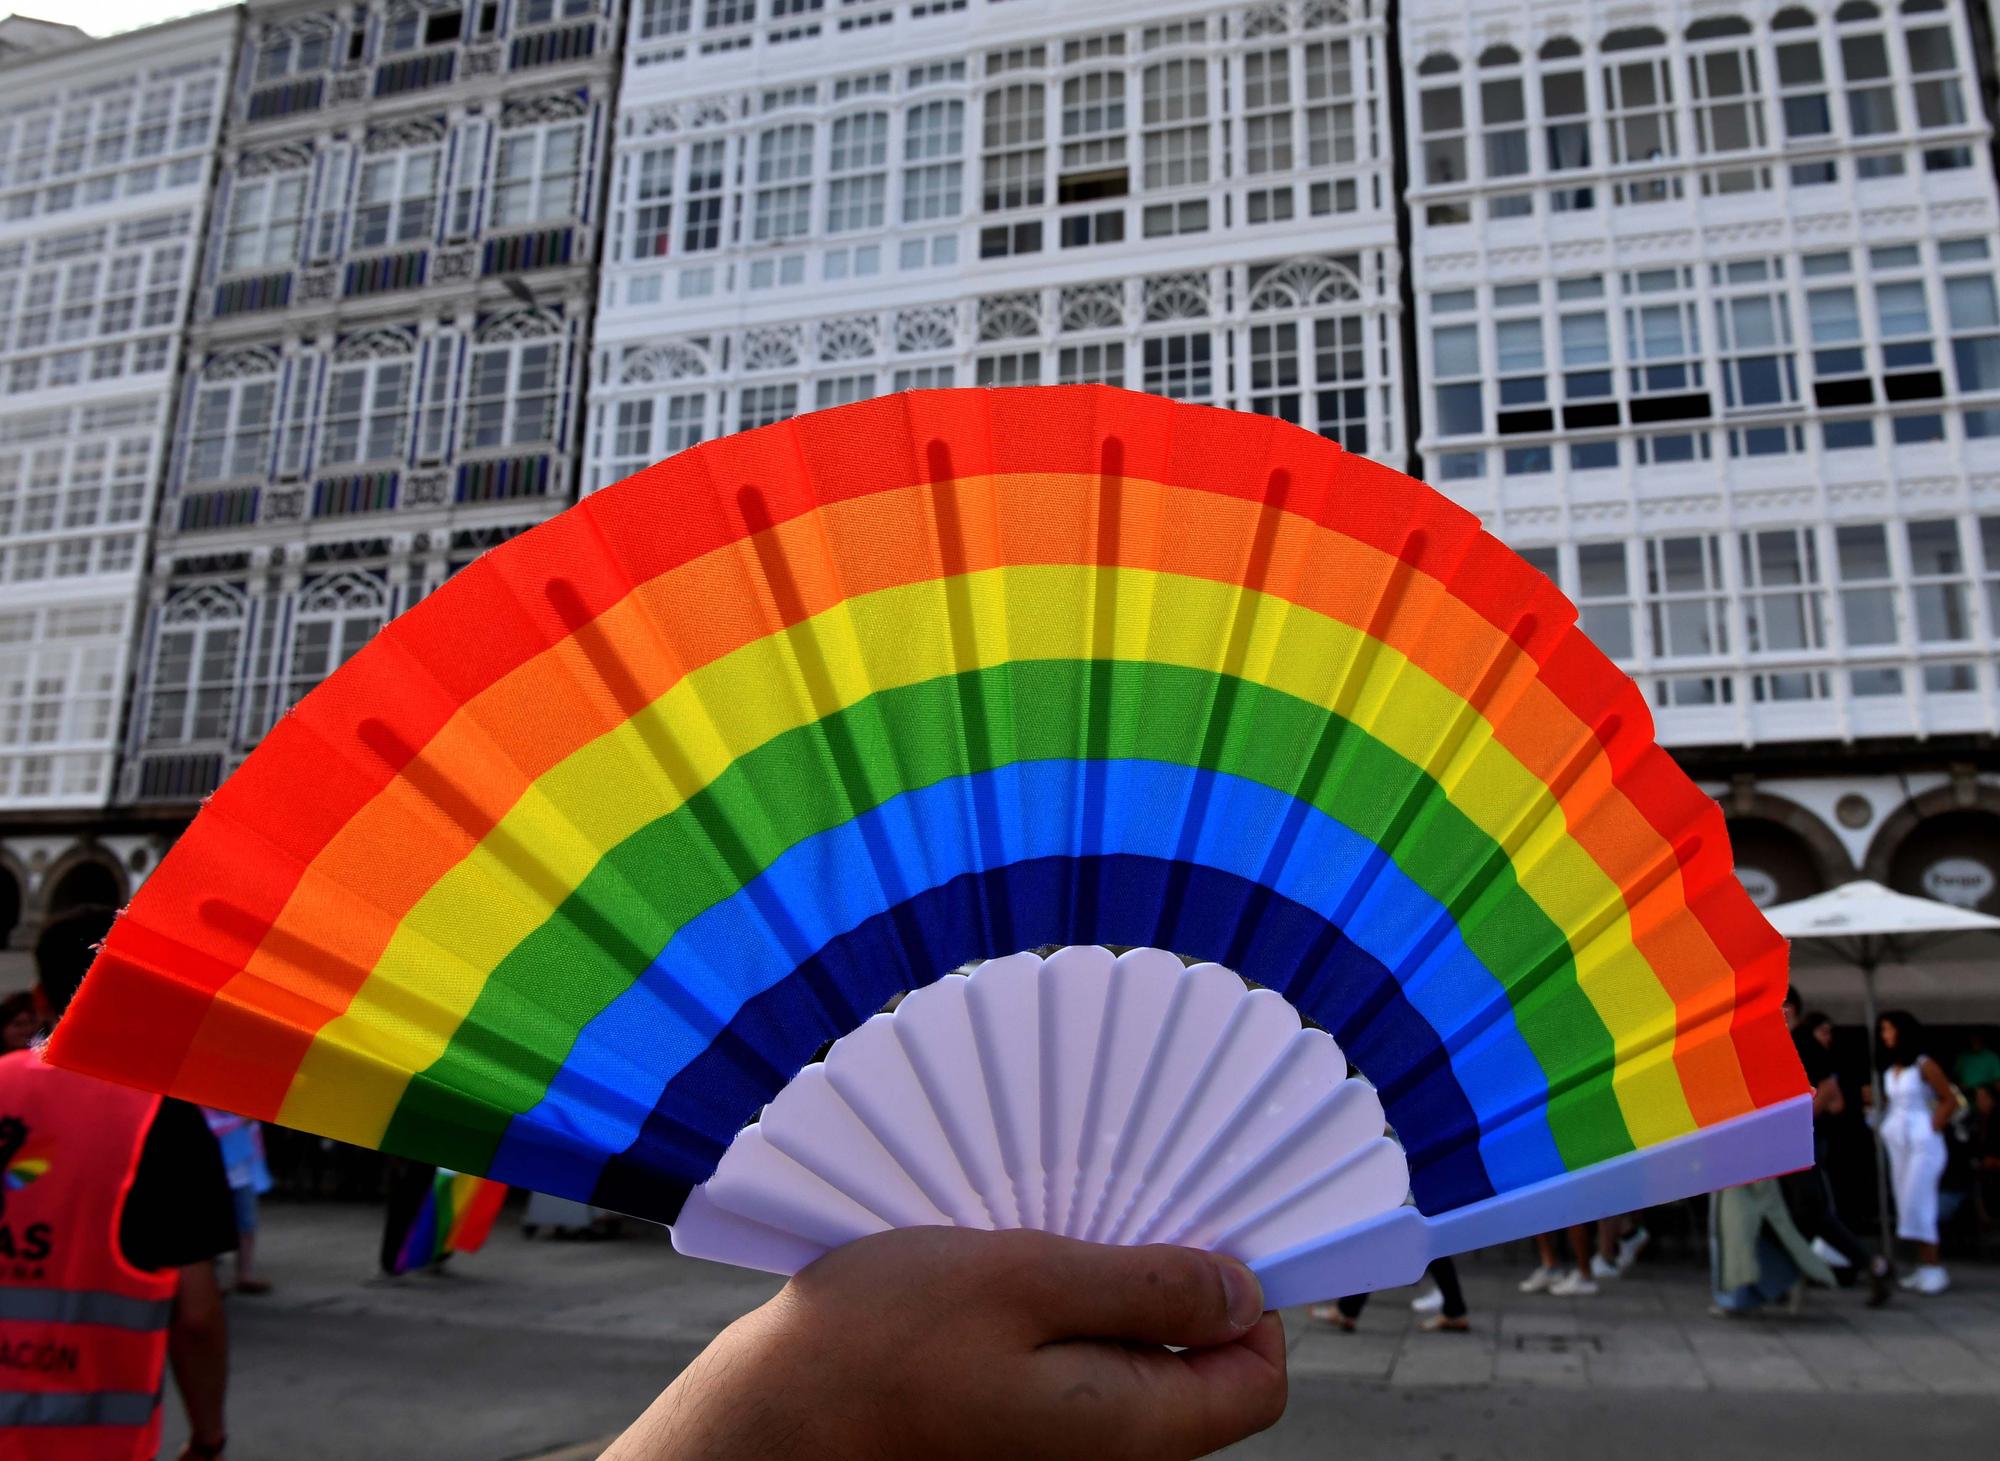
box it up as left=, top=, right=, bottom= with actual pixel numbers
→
left=1285, top=1327, right=1400, bottom=1380
left=1385, top=1321, right=1498, bottom=1388
left=1867, top=1332, right=1998, bottom=1395
left=1779, top=1327, right=1928, bottom=1394
left=1688, top=1322, right=1823, bottom=1391
left=1492, top=1343, right=1590, bottom=1388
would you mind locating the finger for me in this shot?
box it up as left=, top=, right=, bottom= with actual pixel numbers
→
left=1036, top=1311, right=1289, bottom=1461
left=980, top=1233, right=1267, bottom=1347
left=1169, top=1310, right=1290, bottom=1454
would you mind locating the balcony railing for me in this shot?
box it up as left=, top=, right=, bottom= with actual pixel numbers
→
left=178, top=486, right=261, bottom=533
left=375, top=48, right=458, bottom=98
left=312, top=471, right=400, bottom=518
left=482, top=226, right=574, bottom=276
left=245, top=77, right=325, bottom=123
left=455, top=454, right=551, bottom=504
left=133, top=750, right=227, bottom=803
left=213, top=271, right=292, bottom=317
left=509, top=22, right=596, bottom=72
left=342, top=250, right=429, bottom=298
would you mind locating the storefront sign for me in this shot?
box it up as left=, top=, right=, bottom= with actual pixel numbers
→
left=1736, top=867, right=1779, bottom=908
left=1921, top=857, right=1994, bottom=909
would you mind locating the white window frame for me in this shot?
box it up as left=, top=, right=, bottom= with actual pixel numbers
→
left=187, top=373, right=277, bottom=485
left=491, top=121, right=584, bottom=230
left=221, top=171, right=307, bottom=274
left=321, top=356, right=414, bottom=468
left=464, top=337, right=560, bottom=451
left=353, top=146, right=441, bottom=251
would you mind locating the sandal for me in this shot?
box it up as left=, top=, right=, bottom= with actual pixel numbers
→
left=1418, top=1314, right=1469, bottom=1333
left=1308, top=1304, right=1357, bottom=1331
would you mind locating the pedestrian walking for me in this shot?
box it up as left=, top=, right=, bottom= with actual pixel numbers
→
left=376, top=1155, right=441, bottom=1279
left=1310, top=1257, right=1469, bottom=1333
left=1869, top=1010, right=1964, bottom=1295
left=203, top=1108, right=275, bottom=1294
left=1518, top=1224, right=1598, bottom=1296
left=1710, top=1177, right=1836, bottom=1316
left=1784, top=1005, right=1892, bottom=1304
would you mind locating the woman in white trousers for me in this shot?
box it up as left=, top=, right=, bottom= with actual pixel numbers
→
left=1871, top=1010, right=1963, bottom=1295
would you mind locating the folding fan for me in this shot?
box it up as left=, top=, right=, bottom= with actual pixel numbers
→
left=48, top=386, right=1809, bottom=1306
left=393, top=1171, right=508, bottom=1275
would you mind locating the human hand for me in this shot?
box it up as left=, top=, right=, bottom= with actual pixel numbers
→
left=604, top=1226, right=1288, bottom=1461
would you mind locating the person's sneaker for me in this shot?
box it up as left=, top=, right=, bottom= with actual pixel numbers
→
left=1897, top=1270, right=1924, bottom=1291
left=1549, top=1270, right=1600, bottom=1297
left=1615, top=1225, right=1651, bottom=1274
left=1589, top=1254, right=1620, bottom=1281
left=1410, top=1282, right=1445, bottom=1313
left=1912, top=1265, right=1950, bottom=1296
left=1518, top=1265, right=1560, bottom=1294
left=1809, top=1236, right=1852, bottom=1270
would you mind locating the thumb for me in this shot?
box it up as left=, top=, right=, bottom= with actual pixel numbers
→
left=988, top=1234, right=1267, bottom=1347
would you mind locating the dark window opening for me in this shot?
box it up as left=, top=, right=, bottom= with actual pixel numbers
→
left=1628, top=392, right=1711, bottom=424
left=980, top=221, right=1042, bottom=258
left=1497, top=407, right=1555, bottom=434
left=1814, top=377, right=1874, bottom=408
left=1563, top=401, right=1621, bottom=430
left=1883, top=369, right=1945, bottom=402
left=426, top=11, right=463, bottom=44
left=1057, top=170, right=1129, bottom=206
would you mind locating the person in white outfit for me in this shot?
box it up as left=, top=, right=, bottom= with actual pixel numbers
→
left=1869, top=1010, right=1963, bottom=1295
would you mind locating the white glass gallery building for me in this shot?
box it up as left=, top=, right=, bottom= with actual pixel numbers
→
left=0, top=0, right=1996, bottom=993
left=0, top=9, right=238, bottom=930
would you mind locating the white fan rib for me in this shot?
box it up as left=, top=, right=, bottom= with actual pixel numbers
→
left=822, top=1014, right=991, bottom=1228
left=675, top=949, right=1412, bottom=1278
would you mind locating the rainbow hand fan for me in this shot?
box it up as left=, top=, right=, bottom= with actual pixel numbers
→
left=394, top=1171, right=508, bottom=1274
left=48, top=387, right=1808, bottom=1305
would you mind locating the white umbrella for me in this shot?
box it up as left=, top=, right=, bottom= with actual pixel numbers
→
left=1764, top=880, right=2000, bottom=1250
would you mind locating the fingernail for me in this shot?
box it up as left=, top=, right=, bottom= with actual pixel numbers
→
left=1218, top=1259, right=1264, bottom=1329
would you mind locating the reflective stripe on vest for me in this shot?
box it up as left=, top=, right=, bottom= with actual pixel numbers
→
left=0, top=1290, right=173, bottom=1331
left=0, top=1050, right=175, bottom=1461
left=0, top=1389, right=159, bottom=1427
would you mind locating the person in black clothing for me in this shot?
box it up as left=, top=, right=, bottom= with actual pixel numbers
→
left=1309, top=1257, right=1470, bottom=1333
left=1781, top=995, right=1891, bottom=1305
left=377, top=1157, right=440, bottom=1277
left=35, top=905, right=241, bottom=1460
left=1971, top=1082, right=2000, bottom=1237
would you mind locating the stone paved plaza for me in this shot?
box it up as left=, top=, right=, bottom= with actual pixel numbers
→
left=158, top=1200, right=2000, bottom=1460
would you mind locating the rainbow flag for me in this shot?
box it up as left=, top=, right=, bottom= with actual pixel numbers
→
left=394, top=1170, right=507, bottom=1275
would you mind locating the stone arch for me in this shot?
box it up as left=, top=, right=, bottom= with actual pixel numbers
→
left=1721, top=788, right=1857, bottom=906
left=1866, top=781, right=2000, bottom=915
left=41, top=846, right=128, bottom=920
left=1724, top=815, right=1838, bottom=909
left=0, top=851, right=23, bottom=951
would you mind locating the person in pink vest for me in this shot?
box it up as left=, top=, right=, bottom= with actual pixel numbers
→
left=0, top=906, right=237, bottom=1461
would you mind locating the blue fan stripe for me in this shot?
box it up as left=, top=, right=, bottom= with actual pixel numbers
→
left=483, top=759, right=1563, bottom=1214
